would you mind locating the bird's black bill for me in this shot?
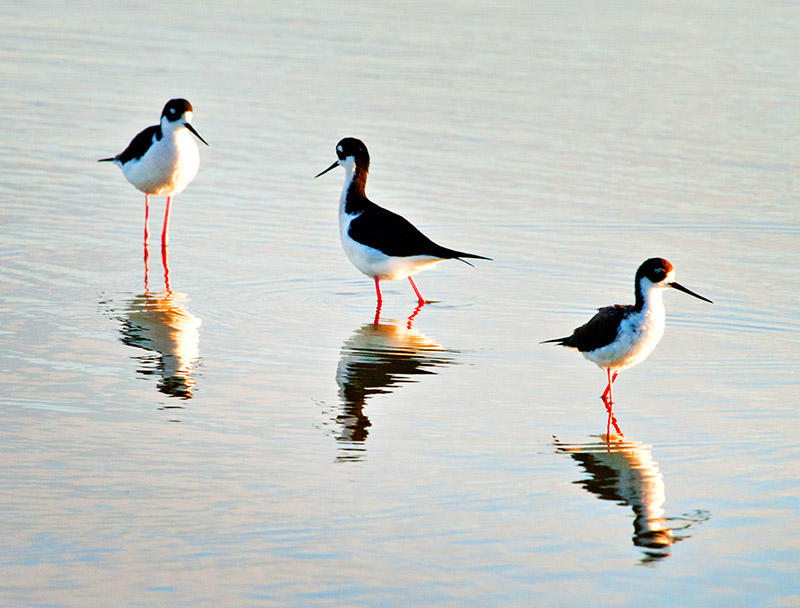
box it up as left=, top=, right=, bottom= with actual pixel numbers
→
left=670, top=282, right=713, bottom=303
left=185, top=122, right=209, bottom=146
left=315, top=160, right=339, bottom=178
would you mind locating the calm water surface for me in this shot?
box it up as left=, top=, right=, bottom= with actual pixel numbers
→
left=1, top=1, right=799, bottom=606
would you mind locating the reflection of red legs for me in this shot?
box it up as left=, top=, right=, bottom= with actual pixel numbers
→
left=162, top=243, right=172, bottom=294
left=406, top=302, right=424, bottom=329
left=162, top=196, right=172, bottom=248
left=408, top=276, right=426, bottom=305
left=143, top=240, right=150, bottom=293
left=144, top=194, right=151, bottom=245
left=604, top=399, right=623, bottom=438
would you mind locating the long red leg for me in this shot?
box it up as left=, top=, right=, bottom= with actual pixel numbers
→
left=408, top=276, right=426, bottom=305
left=144, top=194, right=150, bottom=245
left=162, top=196, right=172, bottom=247
left=373, top=278, right=383, bottom=324
left=601, top=370, right=618, bottom=402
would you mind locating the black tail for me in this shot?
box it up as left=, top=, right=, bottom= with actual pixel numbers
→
left=444, top=249, right=492, bottom=267
left=97, top=157, right=115, bottom=162
left=541, top=336, right=573, bottom=346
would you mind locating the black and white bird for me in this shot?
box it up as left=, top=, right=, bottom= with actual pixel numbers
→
left=315, top=138, right=490, bottom=306
left=99, top=98, right=208, bottom=247
left=543, top=258, right=712, bottom=406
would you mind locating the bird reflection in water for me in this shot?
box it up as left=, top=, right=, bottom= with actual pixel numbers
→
left=328, top=305, right=457, bottom=461
left=108, top=242, right=202, bottom=401
left=554, top=435, right=709, bottom=564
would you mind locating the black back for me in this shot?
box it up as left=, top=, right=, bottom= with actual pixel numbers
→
left=349, top=201, right=481, bottom=259
left=114, top=125, right=162, bottom=164
left=543, top=258, right=675, bottom=352
left=543, top=304, right=634, bottom=353
left=100, top=99, right=193, bottom=164
left=338, top=137, right=490, bottom=261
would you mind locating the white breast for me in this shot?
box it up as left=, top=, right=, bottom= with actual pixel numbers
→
left=121, top=128, right=200, bottom=196
left=583, top=303, right=666, bottom=372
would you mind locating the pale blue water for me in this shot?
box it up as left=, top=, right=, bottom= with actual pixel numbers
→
left=1, top=1, right=799, bottom=606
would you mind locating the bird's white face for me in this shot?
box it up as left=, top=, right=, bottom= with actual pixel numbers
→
left=338, top=153, right=357, bottom=174
left=658, top=268, right=676, bottom=288
left=162, top=111, right=189, bottom=132
left=640, top=268, right=675, bottom=294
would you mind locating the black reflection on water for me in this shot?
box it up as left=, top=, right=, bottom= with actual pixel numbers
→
left=105, top=291, right=202, bottom=402
left=328, top=313, right=457, bottom=461
left=555, top=435, right=709, bottom=564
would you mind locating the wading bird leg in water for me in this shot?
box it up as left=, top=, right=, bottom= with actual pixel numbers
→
left=373, top=278, right=384, bottom=324
left=144, top=194, right=151, bottom=245
left=408, top=276, right=426, bottom=306
left=162, top=196, right=172, bottom=248
left=602, top=370, right=619, bottom=403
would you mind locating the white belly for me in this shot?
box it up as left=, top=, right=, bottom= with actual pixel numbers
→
left=583, top=309, right=665, bottom=372
left=340, top=213, right=442, bottom=280
left=120, top=130, right=200, bottom=196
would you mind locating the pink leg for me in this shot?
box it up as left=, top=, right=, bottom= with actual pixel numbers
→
left=373, top=278, right=383, bottom=324
left=162, top=196, right=172, bottom=247
left=144, top=194, right=150, bottom=245
left=601, top=370, right=618, bottom=402
left=408, top=276, right=426, bottom=305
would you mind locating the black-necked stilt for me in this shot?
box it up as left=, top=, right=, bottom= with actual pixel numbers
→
left=543, top=257, right=712, bottom=409
left=315, top=138, right=490, bottom=306
left=99, top=98, right=208, bottom=247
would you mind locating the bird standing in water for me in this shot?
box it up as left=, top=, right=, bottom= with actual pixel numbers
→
left=316, top=138, right=490, bottom=307
left=543, top=258, right=712, bottom=430
left=99, top=98, right=208, bottom=248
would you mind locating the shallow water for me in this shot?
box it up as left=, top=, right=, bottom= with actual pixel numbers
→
left=1, top=1, right=799, bottom=606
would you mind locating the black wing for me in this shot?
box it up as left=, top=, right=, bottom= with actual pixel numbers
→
left=349, top=202, right=489, bottom=260
left=543, top=304, right=633, bottom=353
left=115, top=125, right=162, bottom=164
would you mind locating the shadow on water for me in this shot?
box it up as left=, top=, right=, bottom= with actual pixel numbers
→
left=554, top=434, right=709, bottom=565
left=324, top=305, right=458, bottom=462
left=101, top=244, right=202, bottom=403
